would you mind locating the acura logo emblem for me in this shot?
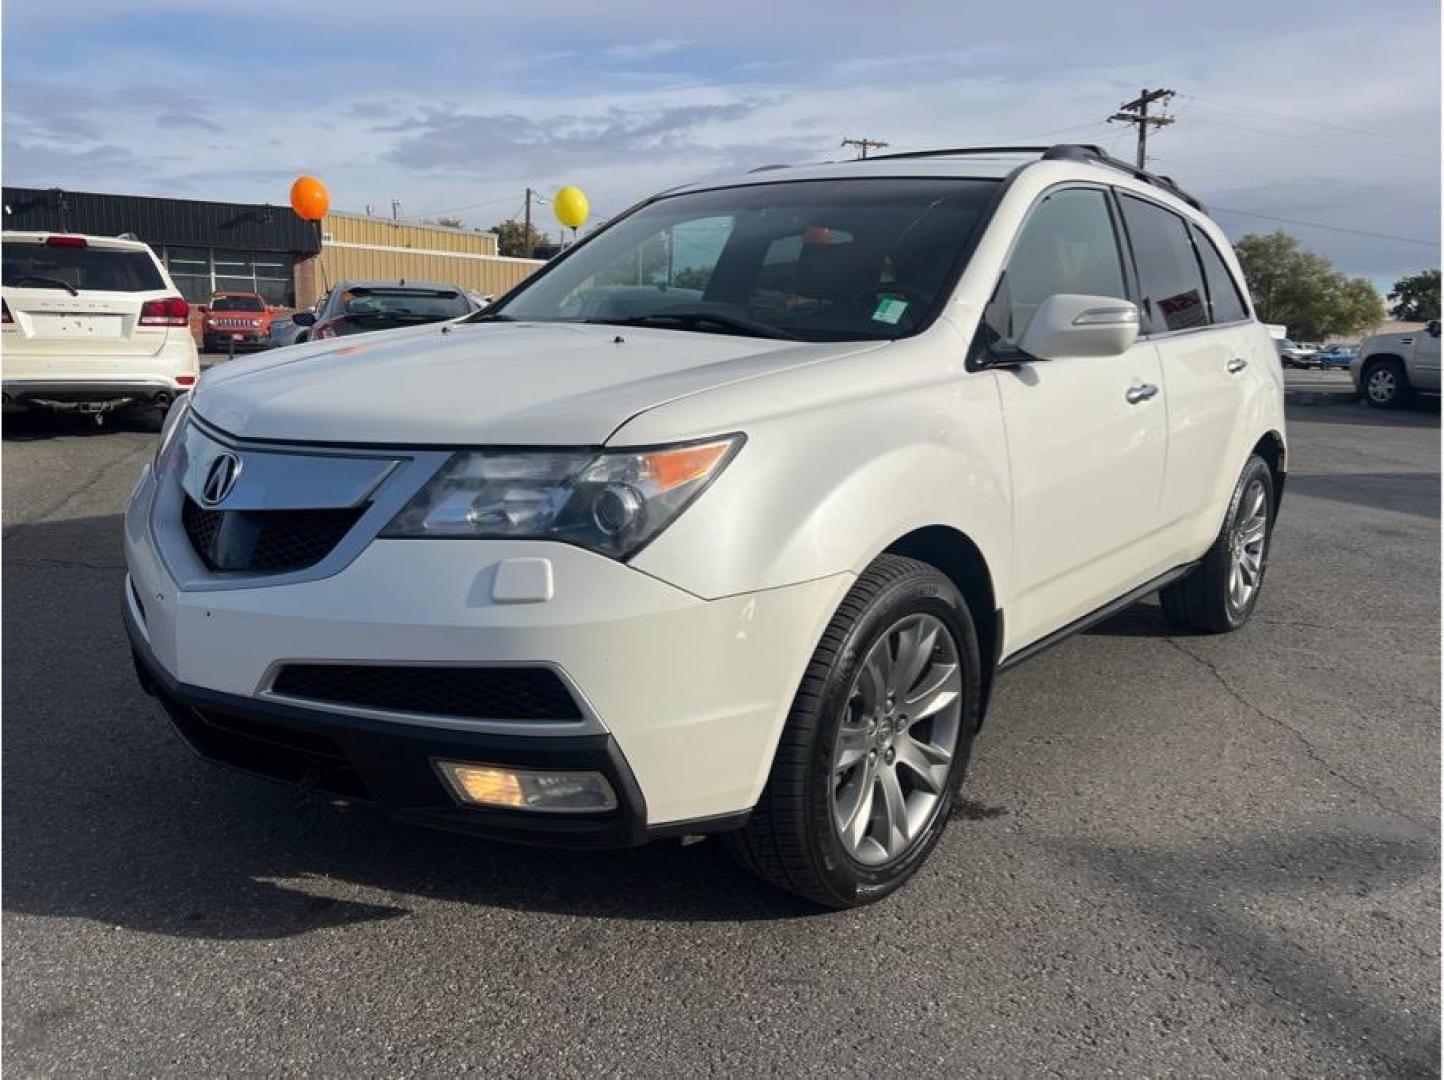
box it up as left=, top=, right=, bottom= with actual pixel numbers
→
left=201, top=452, right=242, bottom=505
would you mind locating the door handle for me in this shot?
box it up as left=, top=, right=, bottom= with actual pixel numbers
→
left=1125, top=383, right=1159, bottom=404
left=1227, top=357, right=1248, bottom=373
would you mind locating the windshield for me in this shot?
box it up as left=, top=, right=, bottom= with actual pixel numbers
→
left=3, top=242, right=164, bottom=293
left=212, top=295, right=265, bottom=312
left=487, top=178, right=999, bottom=342
left=341, top=288, right=470, bottom=322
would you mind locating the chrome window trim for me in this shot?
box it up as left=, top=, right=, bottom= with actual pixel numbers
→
left=254, top=658, right=609, bottom=737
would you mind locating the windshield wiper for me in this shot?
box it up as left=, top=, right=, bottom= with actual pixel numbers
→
left=14, top=275, right=79, bottom=296
left=599, top=310, right=798, bottom=341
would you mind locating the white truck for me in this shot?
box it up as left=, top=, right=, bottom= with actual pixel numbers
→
left=1351, top=320, right=1441, bottom=407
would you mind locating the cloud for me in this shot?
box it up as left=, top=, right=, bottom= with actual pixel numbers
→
left=603, top=39, right=687, bottom=62
left=157, top=112, right=223, bottom=134
left=382, top=100, right=786, bottom=174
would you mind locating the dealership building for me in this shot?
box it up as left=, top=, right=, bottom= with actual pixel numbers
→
left=2, top=186, right=543, bottom=309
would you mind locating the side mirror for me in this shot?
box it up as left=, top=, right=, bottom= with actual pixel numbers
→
left=1427, top=320, right=1440, bottom=338
left=1017, top=294, right=1140, bottom=360
left=292, top=311, right=316, bottom=327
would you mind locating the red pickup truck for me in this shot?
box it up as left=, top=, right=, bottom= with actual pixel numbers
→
left=201, top=292, right=274, bottom=352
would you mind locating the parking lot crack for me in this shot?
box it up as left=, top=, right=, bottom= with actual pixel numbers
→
left=1164, top=637, right=1430, bottom=829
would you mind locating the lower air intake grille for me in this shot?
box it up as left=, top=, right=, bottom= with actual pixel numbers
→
left=270, top=664, right=584, bottom=722
left=182, top=496, right=366, bottom=574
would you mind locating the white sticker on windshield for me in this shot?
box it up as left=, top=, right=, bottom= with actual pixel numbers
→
left=872, top=296, right=908, bottom=324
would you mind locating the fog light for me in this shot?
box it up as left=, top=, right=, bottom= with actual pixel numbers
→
left=434, top=760, right=618, bottom=814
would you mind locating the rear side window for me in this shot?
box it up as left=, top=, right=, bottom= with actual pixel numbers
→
left=1117, top=194, right=1208, bottom=333
left=1188, top=224, right=1250, bottom=324
left=983, top=187, right=1127, bottom=344
left=2, top=243, right=165, bottom=293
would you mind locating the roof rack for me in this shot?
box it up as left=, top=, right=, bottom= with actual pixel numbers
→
left=852, top=142, right=1204, bottom=212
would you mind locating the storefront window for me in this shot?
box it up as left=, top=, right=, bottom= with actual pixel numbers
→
left=161, top=246, right=295, bottom=306
left=165, top=245, right=212, bottom=303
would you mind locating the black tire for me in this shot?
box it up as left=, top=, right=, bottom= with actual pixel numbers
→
left=1161, top=455, right=1275, bottom=633
left=1361, top=358, right=1411, bottom=409
left=721, top=555, right=981, bottom=908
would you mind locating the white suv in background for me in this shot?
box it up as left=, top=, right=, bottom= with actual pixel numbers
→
left=1352, top=320, right=1441, bottom=407
left=123, top=145, right=1286, bottom=907
left=2, top=232, right=199, bottom=425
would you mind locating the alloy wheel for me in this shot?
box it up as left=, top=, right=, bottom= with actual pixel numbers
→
left=1368, top=368, right=1397, bottom=403
left=830, top=613, right=963, bottom=865
left=1228, top=478, right=1268, bottom=610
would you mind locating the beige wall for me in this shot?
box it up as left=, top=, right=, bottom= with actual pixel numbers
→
left=296, top=212, right=544, bottom=307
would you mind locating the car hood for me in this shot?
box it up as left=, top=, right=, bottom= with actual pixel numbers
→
left=193, top=320, right=882, bottom=445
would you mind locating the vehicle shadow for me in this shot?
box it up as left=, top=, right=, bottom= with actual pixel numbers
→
left=1284, top=470, right=1441, bottom=520
left=2, top=512, right=821, bottom=939
left=2, top=408, right=160, bottom=442
left=1285, top=393, right=1441, bottom=427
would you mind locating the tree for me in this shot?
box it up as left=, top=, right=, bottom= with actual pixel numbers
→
left=429, top=215, right=465, bottom=229
left=490, top=219, right=548, bottom=258
left=1233, top=230, right=1384, bottom=339
left=1387, top=269, right=1440, bottom=321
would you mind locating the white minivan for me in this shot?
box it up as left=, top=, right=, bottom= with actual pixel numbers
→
left=3, top=231, right=199, bottom=424
left=124, top=145, right=1286, bottom=907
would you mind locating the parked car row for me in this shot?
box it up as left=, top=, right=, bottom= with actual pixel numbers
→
left=1276, top=339, right=1359, bottom=369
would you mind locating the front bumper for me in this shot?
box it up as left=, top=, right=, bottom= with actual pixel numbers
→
left=124, top=462, right=851, bottom=833
left=125, top=600, right=667, bottom=847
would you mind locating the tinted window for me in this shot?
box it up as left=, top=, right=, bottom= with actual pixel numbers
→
left=1189, top=224, right=1250, bottom=323
left=982, top=187, right=1127, bottom=344
left=1118, top=195, right=1208, bottom=332
left=3, top=242, right=165, bottom=293
left=492, top=179, right=999, bottom=342
left=212, top=295, right=265, bottom=312
left=341, top=288, right=471, bottom=322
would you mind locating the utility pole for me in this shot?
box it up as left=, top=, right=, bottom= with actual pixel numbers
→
left=840, top=136, right=889, bottom=159
left=390, top=198, right=402, bottom=222
left=1108, top=88, right=1175, bottom=169
left=523, top=187, right=534, bottom=259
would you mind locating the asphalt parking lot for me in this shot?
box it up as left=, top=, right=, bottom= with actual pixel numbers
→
left=3, top=368, right=1438, bottom=1076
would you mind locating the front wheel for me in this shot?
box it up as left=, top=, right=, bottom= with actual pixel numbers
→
left=722, top=555, right=980, bottom=908
left=1161, top=455, right=1276, bottom=633
left=1363, top=359, right=1411, bottom=409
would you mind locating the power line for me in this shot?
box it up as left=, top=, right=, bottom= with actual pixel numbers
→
left=1209, top=205, right=1440, bottom=248
left=411, top=192, right=523, bottom=220
left=1181, top=93, right=1414, bottom=145
left=1187, top=115, right=1436, bottom=163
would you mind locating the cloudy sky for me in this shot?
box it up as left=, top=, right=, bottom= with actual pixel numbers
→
left=4, top=0, right=1439, bottom=287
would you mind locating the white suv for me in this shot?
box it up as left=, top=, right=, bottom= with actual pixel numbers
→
left=123, top=145, right=1286, bottom=907
left=1351, top=320, right=1441, bottom=407
left=3, top=232, right=199, bottom=424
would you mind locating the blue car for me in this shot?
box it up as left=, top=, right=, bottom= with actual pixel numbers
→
left=1315, top=346, right=1356, bottom=369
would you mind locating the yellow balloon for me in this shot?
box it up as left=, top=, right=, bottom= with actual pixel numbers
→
left=554, top=186, right=589, bottom=230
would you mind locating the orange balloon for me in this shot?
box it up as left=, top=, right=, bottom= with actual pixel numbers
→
left=289, top=176, right=329, bottom=221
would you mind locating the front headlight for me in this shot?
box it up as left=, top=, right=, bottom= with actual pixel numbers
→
left=381, top=435, right=743, bottom=559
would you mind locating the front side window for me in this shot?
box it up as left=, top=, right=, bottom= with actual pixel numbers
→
left=3, top=242, right=165, bottom=293
left=1189, top=224, right=1250, bottom=324
left=979, top=187, right=1128, bottom=348
left=1118, top=194, right=1208, bottom=333
left=487, top=178, right=999, bottom=342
